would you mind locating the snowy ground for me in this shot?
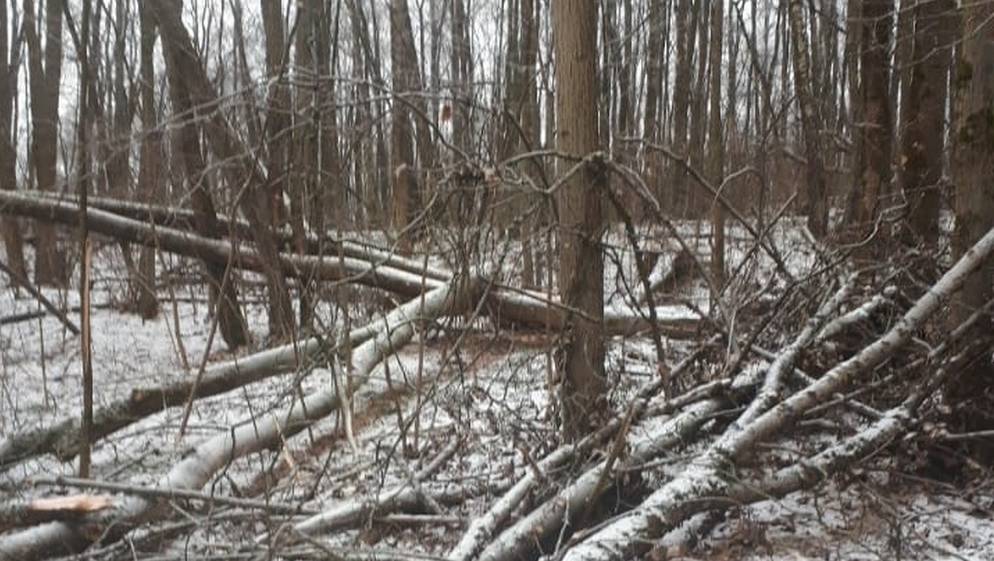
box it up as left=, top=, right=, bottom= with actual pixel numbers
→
left=0, top=229, right=992, bottom=560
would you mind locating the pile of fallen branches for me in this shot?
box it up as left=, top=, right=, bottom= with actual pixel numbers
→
left=1, top=188, right=992, bottom=560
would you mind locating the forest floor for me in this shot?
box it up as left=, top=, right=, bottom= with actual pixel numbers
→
left=0, top=229, right=992, bottom=561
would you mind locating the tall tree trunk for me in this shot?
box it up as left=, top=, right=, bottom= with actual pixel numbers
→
left=948, top=0, right=994, bottom=463
left=23, top=0, right=66, bottom=286
left=552, top=0, right=607, bottom=441
left=688, top=0, right=709, bottom=218
left=449, top=0, right=473, bottom=152
left=151, top=0, right=295, bottom=342
left=156, top=2, right=248, bottom=350
left=642, top=0, right=663, bottom=216
left=670, top=0, right=695, bottom=215
left=899, top=0, right=954, bottom=247
left=846, top=0, right=894, bottom=245
left=260, top=0, right=290, bottom=231
left=0, top=0, right=26, bottom=280
left=134, top=2, right=160, bottom=319
left=389, top=0, right=422, bottom=253
left=708, top=0, right=725, bottom=291
left=292, top=0, right=318, bottom=330
left=787, top=0, right=829, bottom=238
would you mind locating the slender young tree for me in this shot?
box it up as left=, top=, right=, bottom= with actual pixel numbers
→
left=552, top=0, right=607, bottom=441
left=708, top=0, right=725, bottom=291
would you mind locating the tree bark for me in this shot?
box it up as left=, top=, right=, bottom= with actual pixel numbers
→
left=787, top=0, right=829, bottom=238
left=948, top=0, right=994, bottom=462
left=846, top=0, right=894, bottom=246
left=134, top=2, right=160, bottom=319
left=23, top=0, right=66, bottom=286
left=150, top=0, right=295, bottom=342
left=552, top=0, right=607, bottom=441
left=899, top=0, right=954, bottom=247
left=0, top=0, right=25, bottom=280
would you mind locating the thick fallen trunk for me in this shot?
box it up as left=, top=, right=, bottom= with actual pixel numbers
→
left=0, top=190, right=698, bottom=337
left=558, top=226, right=994, bottom=561
left=0, top=276, right=482, bottom=561
left=23, top=190, right=453, bottom=282
left=0, top=318, right=384, bottom=470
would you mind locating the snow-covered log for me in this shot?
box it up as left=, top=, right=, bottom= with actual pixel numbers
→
left=277, top=439, right=461, bottom=540
left=0, top=321, right=382, bottom=470
left=0, top=276, right=483, bottom=561
left=0, top=190, right=698, bottom=337
left=559, top=225, right=994, bottom=561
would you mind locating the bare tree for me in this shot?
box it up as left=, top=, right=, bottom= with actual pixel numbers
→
left=899, top=0, right=954, bottom=247
left=154, top=0, right=248, bottom=350
left=552, top=0, right=607, bottom=441
left=949, top=0, right=994, bottom=461
left=786, top=0, right=829, bottom=238
left=0, top=0, right=25, bottom=280
left=845, top=0, right=894, bottom=246
left=23, top=0, right=66, bottom=286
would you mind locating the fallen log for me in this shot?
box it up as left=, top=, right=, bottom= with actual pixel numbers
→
left=0, top=190, right=699, bottom=337
left=0, top=317, right=383, bottom=470
left=275, top=439, right=461, bottom=539
left=23, top=190, right=453, bottom=282
left=0, top=276, right=482, bottom=561
left=558, top=225, right=994, bottom=561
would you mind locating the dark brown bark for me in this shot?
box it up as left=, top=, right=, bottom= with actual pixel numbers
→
left=552, top=0, right=607, bottom=441
left=389, top=0, right=421, bottom=253
left=787, top=0, right=829, bottom=238
left=670, top=0, right=695, bottom=216
left=846, top=0, right=894, bottom=244
left=150, top=0, right=295, bottom=342
left=23, top=0, right=66, bottom=286
left=134, top=2, right=160, bottom=319
left=899, top=0, right=954, bottom=247
left=708, top=0, right=725, bottom=291
left=155, top=1, right=248, bottom=350
left=0, top=0, right=25, bottom=280
left=948, top=0, right=994, bottom=462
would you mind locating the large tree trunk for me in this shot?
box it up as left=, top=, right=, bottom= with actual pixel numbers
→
left=23, top=0, right=66, bottom=286
left=787, top=0, right=829, bottom=238
left=389, top=0, right=422, bottom=254
left=156, top=3, right=249, bottom=350
left=150, top=0, right=295, bottom=342
left=552, top=0, right=607, bottom=441
left=899, top=0, right=954, bottom=247
left=133, top=2, right=160, bottom=319
left=948, top=0, right=994, bottom=462
left=845, top=0, right=894, bottom=246
left=669, top=0, right=694, bottom=215
left=0, top=0, right=25, bottom=280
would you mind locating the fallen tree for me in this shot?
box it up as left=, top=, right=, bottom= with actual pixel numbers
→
left=0, top=310, right=386, bottom=470
left=21, top=190, right=454, bottom=282
left=0, top=275, right=483, bottom=561
left=550, top=226, right=994, bottom=561
left=0, top=190, right=699, bottom=338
